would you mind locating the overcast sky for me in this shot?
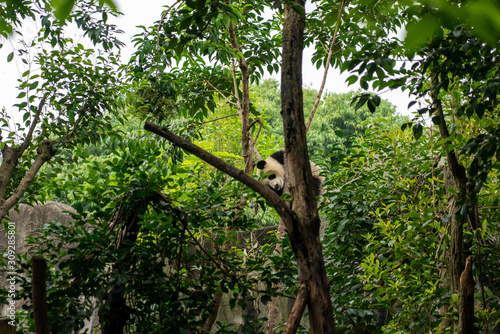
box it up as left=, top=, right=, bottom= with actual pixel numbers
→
left=0, top=1, right=414, bottom=121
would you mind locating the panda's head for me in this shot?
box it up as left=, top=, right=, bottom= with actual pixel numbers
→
left=256, top=150, right=285, bottom=195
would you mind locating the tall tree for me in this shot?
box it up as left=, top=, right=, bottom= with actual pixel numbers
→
left=337, top=1, right=500, bottom=331
left=280, top=1, right=335, bottom=332
left=143, top=1, right=336, bottom=332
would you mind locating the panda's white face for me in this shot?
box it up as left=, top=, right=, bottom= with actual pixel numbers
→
left=256, top=157, right=285, bottom=195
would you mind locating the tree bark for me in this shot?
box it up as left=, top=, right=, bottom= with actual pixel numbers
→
left=32, top=255, right=50, bottom=334
left=266, top=212, right=288, bottom=334
left=458, top=256, right=478, bottom=334
left=0, top=98, right=50, bottom=221
left=284, top=284, right=308, bottom=334
left=99, top=203, right=145, bottom=334
left=281, top=2, right=336, bottom=333
left=145, top=121, right=295, bottom=223
left=431, top=74, right=477, bottom=331
left=0, top=139, right=57, bottom=220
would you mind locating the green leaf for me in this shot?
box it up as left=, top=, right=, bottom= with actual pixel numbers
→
left=412, top=123, right=423, bottom=140
left=51, top=0, right=76, bottom=22
left=353, top=96, right=367, bottom=111
left=29, top=81, right=39, bottom=90
left=337, top=218, right=349, bottom=233
left=99, top=0, right=117, bottom=12
left=431, top=116, right=441, bottom=125
left=7, top=52, right=13, bottom=62
left=404, top=15, right=441, bottom=52
left=289, top=2, right=305, bottom=17
left=346, top=75, right=358, bottom=86
left=401, top=122, right=412, bottom=131
left=367, top=100, right=376, bottom=113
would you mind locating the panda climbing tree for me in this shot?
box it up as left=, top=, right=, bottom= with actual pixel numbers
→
left=256, top=150, right=324, bottom=197
left=145, top=1, right=336, bottom=333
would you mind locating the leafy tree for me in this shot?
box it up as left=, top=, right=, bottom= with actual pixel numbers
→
left=139, top=0, right=337, bottom=332
left=321, top=122, right=446, bottom=332
left=7, top=116, right=297, bottom=333
left=0, top=0, right=118, bottom=37
left=331, top=0, right=500, bottom=331
left=321, top=118, right=500, bottom=333
left=2, top=0, right=499, bottom=333
left=0, top=0, right=124, bottom=220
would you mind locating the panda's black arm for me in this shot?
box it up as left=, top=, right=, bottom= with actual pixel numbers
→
left=144, top=121, right=295, bottom=222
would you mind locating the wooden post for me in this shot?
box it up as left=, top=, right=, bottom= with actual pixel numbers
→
left=0, top=318, right=16, bottom=334
left=32, top=255, right=50, bottom=334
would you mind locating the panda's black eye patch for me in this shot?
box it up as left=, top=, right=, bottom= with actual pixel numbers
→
left=268, top=174, right=276, bottom=180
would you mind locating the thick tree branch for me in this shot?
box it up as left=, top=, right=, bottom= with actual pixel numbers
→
left=281, top=2, right=336, bottom=332
left=0, top=97, right=47, bottom=201
left=431, top=75, right=467, bottom=184
left=284, top=284, right=309, bottom=334
left=458, top=256, right=478, bottom=334
left=0, top=139, right=57, bottom=220
left=144, top=121, right=295, bottom=224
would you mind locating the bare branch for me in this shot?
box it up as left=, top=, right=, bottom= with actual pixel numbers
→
left=306, top=0, right=345, bottom=133
left=198, top=113, right=239, bottom=126
left=203, top=80, right=238, bottom=106
left=248, top=118, right=263, bottom=144
left=19, top=95, right=48, bottom=153
left=231, top=59, right=242, bottom=115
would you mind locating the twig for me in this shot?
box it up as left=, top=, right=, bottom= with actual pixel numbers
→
left=306, top=0, right=344, bottom=132
left=283, top=283, right=309, bottom=334
left=19, top=95, right=48, bottom=153
left=203, top=80, right=238, bottom=106
left=197, top=113, right=239, bottom=125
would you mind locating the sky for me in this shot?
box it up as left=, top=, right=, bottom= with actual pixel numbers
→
left=0, top=1, right=414, bottom=121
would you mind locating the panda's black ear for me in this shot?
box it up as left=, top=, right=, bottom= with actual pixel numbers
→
left=256, top=160, right=267, bottom=170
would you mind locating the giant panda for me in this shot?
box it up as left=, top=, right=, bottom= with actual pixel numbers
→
left=256, top=150, right=324, bottom=196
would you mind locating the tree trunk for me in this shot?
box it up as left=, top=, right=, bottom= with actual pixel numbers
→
left=32, top=255, right=50, bottom=334
left=458, top=256, right=479, bottom=334
left=202, top=6, right=256, bottom=330
left=144, top=5, right=338, bottom=327
left=281, top=2, right=336, bottom=333
left=431, top=74, right=477, bottom=332
left=99, top=205, right=144, bottom=334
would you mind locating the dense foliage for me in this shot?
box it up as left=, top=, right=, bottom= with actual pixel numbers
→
left=1, top=0, right=500, bottom=333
